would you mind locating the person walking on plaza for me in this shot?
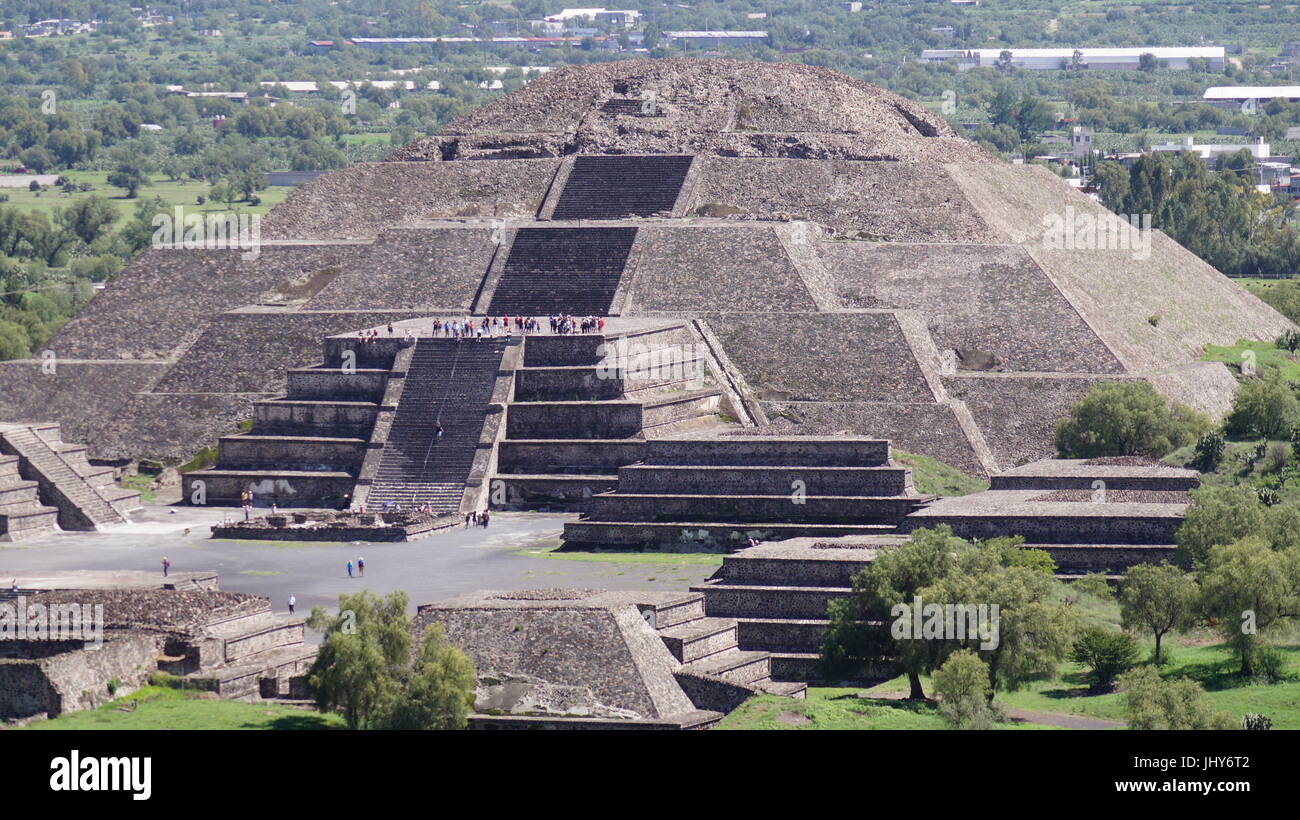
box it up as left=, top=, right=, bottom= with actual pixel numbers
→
left=162, top=556, right=170, bottom=577
left=347, top=560, right=353, bottom=578
left=358, top=557, right=365, bottom=577
left=287, top=594, right=296, bottom=615
left=481, top=509, right=490, bottom=528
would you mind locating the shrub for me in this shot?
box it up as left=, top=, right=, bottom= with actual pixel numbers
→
left=1225, top=377, right=1300, bottom=440
left=1071, top=572, right=1114, bottom=601
left=1277, top=329, right=1300, bottom=353
left=1070, top=627, right=1140, bottom=692
left=1242, top=713, right=1273, bottom=730
left=1119, top=666, right=1236, bottom=730
left=1190, top=431, right=1226, bottom=472
left=933, top=649, right=997, bottom=729
left=1055, top=381, right=1209, bottom=458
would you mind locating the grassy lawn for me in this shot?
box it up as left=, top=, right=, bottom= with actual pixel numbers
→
left=118, top=473, right=156, bottom=503
left=3, top=171, right=293, bottom=220
left=1202, top=339, right=1300, bottom=383
left=717, top=687, right=1051, bottom=730
left=893, top=450, right=989, bottom=496
left=22, top=686, right=343, bottom=731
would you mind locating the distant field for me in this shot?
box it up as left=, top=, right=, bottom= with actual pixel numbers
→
left=1, top=171, right=294, bottom=221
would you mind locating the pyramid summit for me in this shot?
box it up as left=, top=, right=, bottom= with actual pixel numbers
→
left=0, top=58, right=1290, bottom=481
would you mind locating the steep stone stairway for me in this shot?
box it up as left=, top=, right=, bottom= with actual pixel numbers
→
left=0, top=424, right=136, bottom=533
left=485, top=227, right=637, bottom=317
left=367, top=338, right=506, bottom=510
left=644, top=592, right=807, bottom=705
left=551, top=155, right=694, bottom=219
left=0, top=453, right=59, bottom=541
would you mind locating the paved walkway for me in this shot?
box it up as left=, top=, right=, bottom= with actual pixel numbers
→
left=0, top=507, right=720, bottom=624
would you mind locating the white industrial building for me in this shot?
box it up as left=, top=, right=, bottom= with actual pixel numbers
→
left=921, top=47, right=1225, bottom=71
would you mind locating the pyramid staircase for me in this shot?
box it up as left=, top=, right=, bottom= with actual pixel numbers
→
left=0, top=424, right=138, bottom=536
left=492, top=323, right=725, bottom=510
left=0, top=453, right=59, bottom=541
left=366, top=338, right=507, bottom=510
left=551, top=155, right=694, bottom=220
left=644, top=592, right=807, bottom=706
left=184, top=338, right=391, bottom=508
left=485, top=226, right=637, bottom=316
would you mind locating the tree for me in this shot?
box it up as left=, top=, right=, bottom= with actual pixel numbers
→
left=821, top=526, right=967, bottom=698
left=1138, top=53, right=1159, bottom=72
left=932, top=649, right=996, bottom=729
left=0, top=319, right=32, bottom=360
left=922, top=540, right=1077, bottom=698
left=307, top=590, right=411, bottom=730
left=1055, top=381, right=1209, bottom=458
left=1198, top=537, right=1300, bottom=677
left=1119, top=563, right=1198, bottom=665
left=1176, top=484, right=1268, bottom=566
left=307, top=590, right=476, bottom=730
left=374, top=623, right=476, bottom=730
left=1070, top=627, right=1140, bottom=692
left=58, top=196, right=119, bottom=245
left=1119, top=666, right=1235, bottom=729
left=1225, top=377, right=1300, bottom=440
left=107, top=158, right=152, bottom=198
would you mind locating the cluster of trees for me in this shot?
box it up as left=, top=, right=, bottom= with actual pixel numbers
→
left=821, top=520, right=1293, bottom=729
left=1093, top=150, right=1300, bottom=279
left=1054, top=381, right=1209, bottom=459
left=306, top=590, right=476, bottom=731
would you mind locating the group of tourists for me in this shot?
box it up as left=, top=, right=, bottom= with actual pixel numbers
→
left=349, top=315, right=610, bottom=343
left=551, top=314, right=604, bottom=335
left=465, top=509, right=490, bottom=528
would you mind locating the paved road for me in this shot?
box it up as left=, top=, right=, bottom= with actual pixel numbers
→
left=0, top=506, right=719, bottom=623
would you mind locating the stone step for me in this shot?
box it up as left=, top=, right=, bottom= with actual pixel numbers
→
left=182, top=470, right=356, bottom=507
left=721, top=552, right=876, bottom=587
left=587, top=492, right=928, bottom=524
left=638, top=592, right=705, bottom=629
left=615, top=464, right=912, bottom=497
left=496, top=439, right=646, bottom=474
left=562, top=520, right=898, bottom=552
left=735, top=618, right=832, bottom=653
left=681, top=648, right=771, bottom=685
left=658, top=617, right=738, bottom=663
left=758, top=680, right=809, bottom=698
left=641, top=437, right=891, bottom=467
left=488, top=474, right=619, bottom=510
left=694, top=581, right=854, bottom=619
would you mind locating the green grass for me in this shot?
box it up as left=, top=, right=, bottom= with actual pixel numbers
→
left=22, top=686, right=343, bottom=730
left=3, top=171, right=292, bottom=221
left=1202, top=339, right=1300, bottom=383
left=516, top=542, right=725, bottom=566
left=1164, top=436, right=1300, bottom=503
left=118, top=472, right=156, bottom=503
left=716, top=687, right=1050, bottom=730
left=893, top=449, right=989, bottom=496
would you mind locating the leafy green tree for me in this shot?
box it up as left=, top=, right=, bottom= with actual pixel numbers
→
left=307, top=590, right=475, bottom=730
left=58, top=195, right=119, bottom=245
left=922, top=540, right=1077, bottom=699
left=1173, top=485, right=1300, bottom=565
left=107, top=158, right=152, bottom=198
left=1119, top=666, right=1235, bottom=730
left=307, top=590, right=411, bottom=730
left=821, top=526, right=967, bottom=698
left=1225, top=377, right=1300, bottom=440
left=0, top=319, right=32, bottom=360
left=374, top=623, right=476, bottom=730
left=932, top=649, right=995, bottom=729
left=1070, top=627, right=1140, bottom=692
left=1119, top=563, right=1198, bottom=665
left=1198, top=537, right=1300, bottom=677
left=1055, top=381, right=1208, bottom=458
